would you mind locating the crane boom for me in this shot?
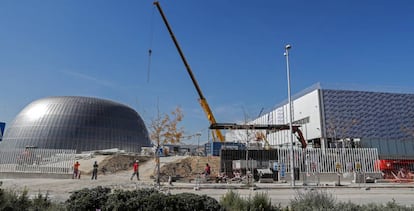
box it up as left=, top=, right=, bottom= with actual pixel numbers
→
left=153, top=1, right=225, bottom=142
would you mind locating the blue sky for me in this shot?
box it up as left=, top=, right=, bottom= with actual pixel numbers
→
left=1, top=0, right=414, bottom=144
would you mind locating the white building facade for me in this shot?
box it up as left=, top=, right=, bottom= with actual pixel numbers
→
left=226, top=83, right=414, bottom=157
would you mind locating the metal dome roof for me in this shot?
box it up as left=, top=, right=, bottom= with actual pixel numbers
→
left=2, top=96, right=151, bottom=153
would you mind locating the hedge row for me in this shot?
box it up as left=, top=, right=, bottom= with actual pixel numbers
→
left=2, top=183, right=414, bottom=211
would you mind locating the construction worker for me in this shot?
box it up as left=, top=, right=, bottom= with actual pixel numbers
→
left=73, top=161, right=80, bottom=179
left=91, top=161, right=98, bottom=180
left=204, top=163, right=211, bottom=177
left=130, top=160, right=140, bottom=181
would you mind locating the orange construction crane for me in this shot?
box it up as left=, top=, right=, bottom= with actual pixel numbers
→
left=153, top=1, right=224, bottom=142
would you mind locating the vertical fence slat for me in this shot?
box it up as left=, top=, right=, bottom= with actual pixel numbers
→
left=0, top=148, right=75, bottom=174
left=271, top=148, right=380, bottom=173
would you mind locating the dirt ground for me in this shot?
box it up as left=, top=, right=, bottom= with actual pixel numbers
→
left=0, top=154, right=220, bottom=202
left=76, top=154, right=220, bottom=181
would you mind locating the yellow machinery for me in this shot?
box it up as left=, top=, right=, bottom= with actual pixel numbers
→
left=255, top=131, right=271, bottom=150
left=154, top=1, right=224, bottom=142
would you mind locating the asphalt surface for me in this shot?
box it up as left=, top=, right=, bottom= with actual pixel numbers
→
left=167, top=182, right=414, bottom=207
left=2, top=174, right=414, bottom=208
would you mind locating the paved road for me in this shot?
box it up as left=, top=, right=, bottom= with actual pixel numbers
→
left=166, top=185, right=414, bottom=207
left=2, top=173, right=414, bottom=208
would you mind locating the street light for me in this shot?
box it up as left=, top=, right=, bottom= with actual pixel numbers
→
left=195, top=132, right=202, bottom=190
left=284, top=44, right=295, bottom=187
left=196, top=132, right=202, bottom=155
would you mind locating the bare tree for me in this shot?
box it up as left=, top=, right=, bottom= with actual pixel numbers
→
left=325, top=117, right=358, bottom=148
left=148, top=106, right=184, bottom=186
left=149, top=106, right=184, bottom=146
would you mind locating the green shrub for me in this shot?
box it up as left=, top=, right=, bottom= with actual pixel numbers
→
left=334, top=201, right=363, bottom=211
left=31, top=191, right=51, bottom=210
left=65, top=186, right=110, bottom=210
left=0, top=187, right=63, bottom=211
left=290, top=189, right=336, bottom=211
left=0, top=188, right=17, bottom=211
left=0, top=187, right=7, bottom=209
left=335, top=199, right=414, bottom=211
left=0, top=188, right=32, bottom=211
left=247, top=192, right=275, bottom=211
left=104, top=189, right=136, bottom=210
left=105, top=188, right=221, bottom=211
left=289, top=190, right=414, bottom=211
left=382, top=199, right=413, bottom=211
left=167, top=192, right=221, bottom=211
left=198, top=194, right=223, bottom=210
left=357, top=199, right=413, bottom=211
left=220, top=190, right=247, bottom=211
left=31, top=191, right=66, bottom=211
left=220, top=190, right=284, bottom=211
left=142, top=191, right=168, bottom=211
left=104, top=188, right=162, bottom=210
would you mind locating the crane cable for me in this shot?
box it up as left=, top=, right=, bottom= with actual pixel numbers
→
left=147, top=6, right=156, bottom=83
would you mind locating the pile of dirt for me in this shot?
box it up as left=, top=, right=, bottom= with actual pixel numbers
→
left=158, top=156, right=220, bottom=182
left=78, top=154, right=220, bottom=182
left=80, top=154, right=151, bottom=175
left=158, top=157, right=193, bottom=181
left=100, top=154, right=151, bottom=173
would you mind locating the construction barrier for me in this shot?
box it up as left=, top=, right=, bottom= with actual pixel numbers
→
left=0, top=148, right=76, bottom=175
left=220, top=148, right=380, bottom=178
left=277, top=148, right=379, bottom=173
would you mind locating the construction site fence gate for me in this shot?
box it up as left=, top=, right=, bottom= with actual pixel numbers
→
left=220, top=148, right=380, bottom=177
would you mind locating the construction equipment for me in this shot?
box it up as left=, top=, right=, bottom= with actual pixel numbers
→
left=375, top=159, right=414, bottom=182
left=210, top=123, right=307, bottom=148
left=153, top=1, right=224, bottom=142
left=292, top=126, right=307, bottom=148
left=255, top=132, right=271, bottom=150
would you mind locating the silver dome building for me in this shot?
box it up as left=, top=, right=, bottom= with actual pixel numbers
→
left=2, top=96, right=151, bottom=153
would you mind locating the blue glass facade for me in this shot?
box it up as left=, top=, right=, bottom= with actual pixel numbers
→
left=322, top=89, right=414, bottom=140
left=1, top=96, right=151, bottom=153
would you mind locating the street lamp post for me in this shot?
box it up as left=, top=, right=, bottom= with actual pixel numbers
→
left=284, top=44, right=295, bottom=187
left=195, top=132, right=202, bottom=190
left=156, top=140, right=161, bottom=187
left=246, top=134, right=250, bottom=186
left=196, top=132, right=202, bottom=155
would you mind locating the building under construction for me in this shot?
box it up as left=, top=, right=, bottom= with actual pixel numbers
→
left=154, top=1, right=412, bottom=183
left=221, top=83, right=414, bottom=183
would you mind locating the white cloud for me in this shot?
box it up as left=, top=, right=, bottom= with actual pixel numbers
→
left=60, top=70, right=116, bottom=88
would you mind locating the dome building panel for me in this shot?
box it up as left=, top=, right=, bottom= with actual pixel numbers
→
left=2, top=96, right=151, bottom=153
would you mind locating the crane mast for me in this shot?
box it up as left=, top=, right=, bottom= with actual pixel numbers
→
left=153, top=1, right=225, bottom=142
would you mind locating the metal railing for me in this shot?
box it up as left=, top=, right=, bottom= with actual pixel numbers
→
left=220, top=148, right=381, bottom=176
left=0, top=148, right=76, bottom=174
left=277, top=148, right=380, bottom=173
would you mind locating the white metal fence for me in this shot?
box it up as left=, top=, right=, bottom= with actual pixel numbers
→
left=0, top=148, right=76, bottom=174
left=278, top=148, right=380, bottom=173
